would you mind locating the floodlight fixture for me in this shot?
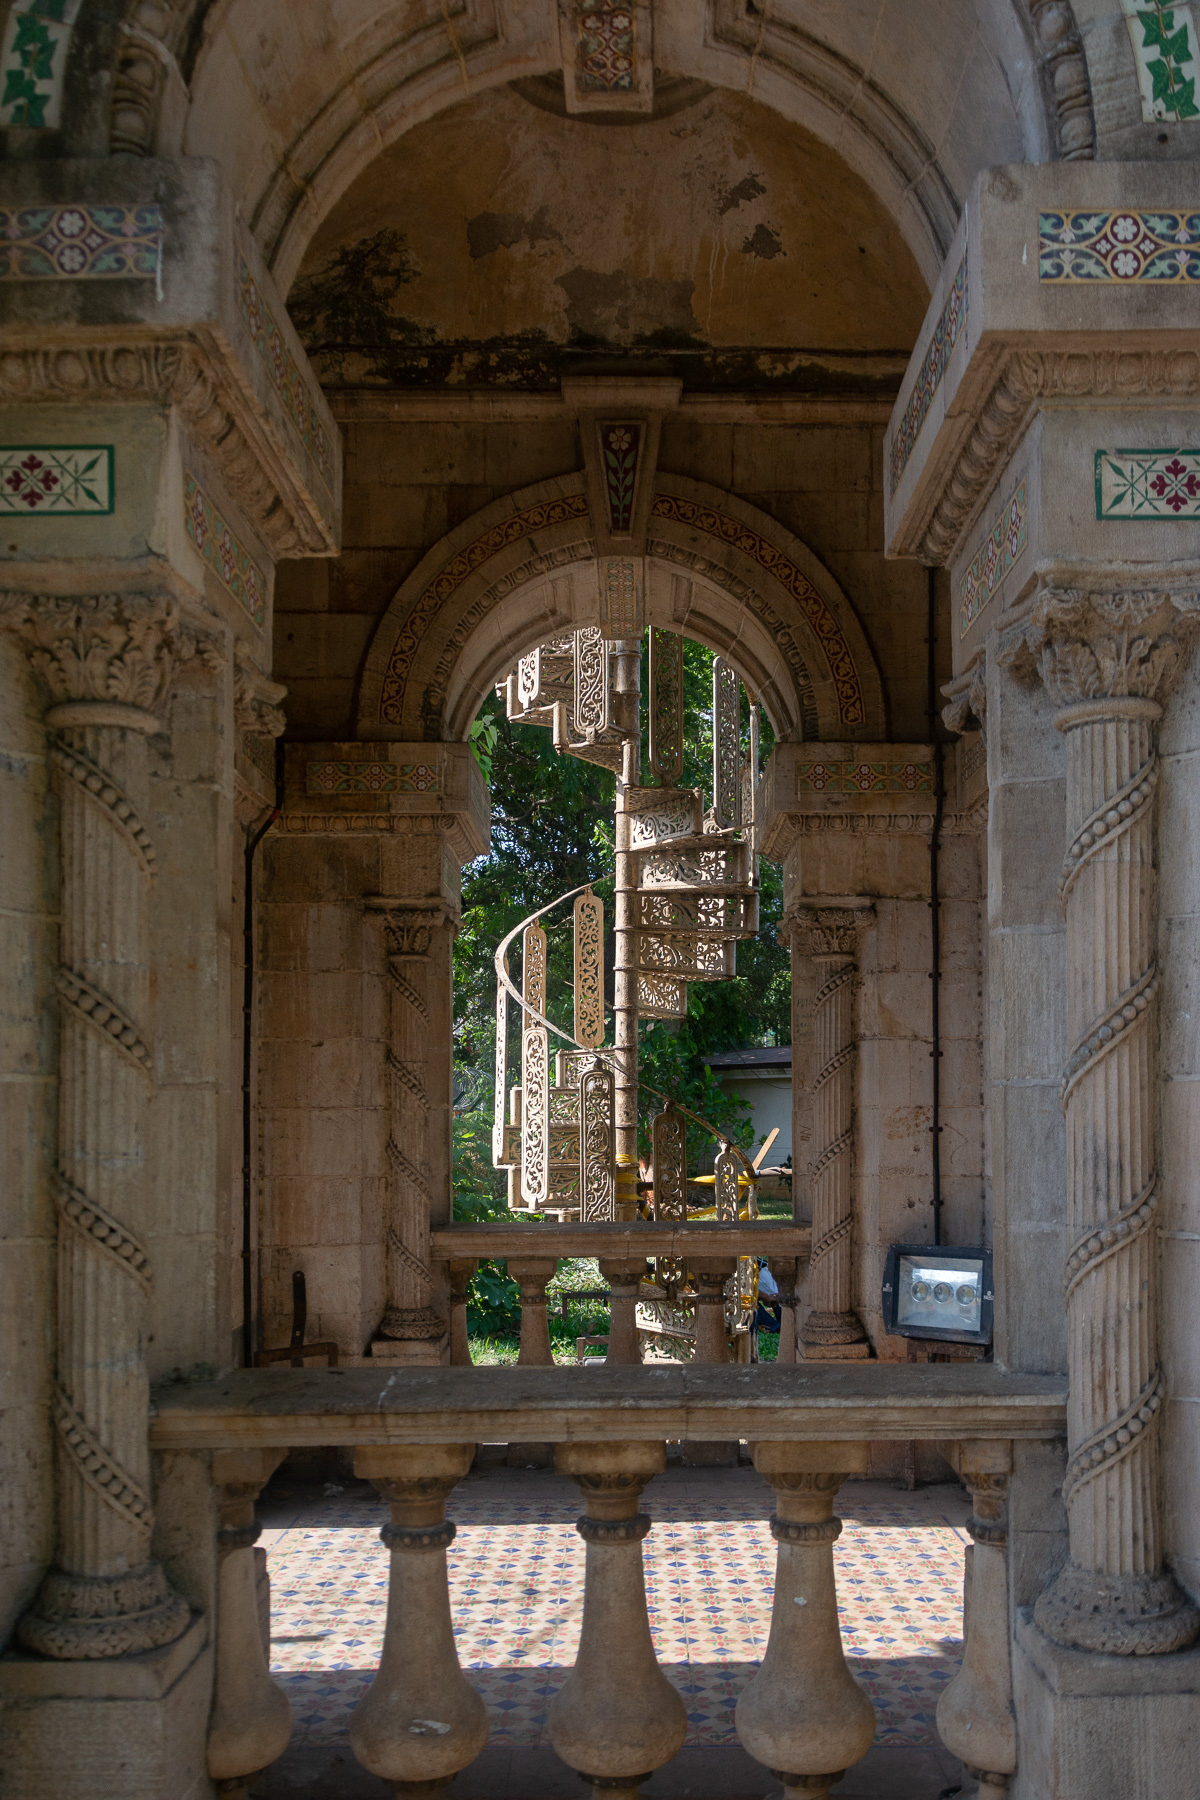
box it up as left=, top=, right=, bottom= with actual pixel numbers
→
left=881, top=1244, right=993, bottom=1346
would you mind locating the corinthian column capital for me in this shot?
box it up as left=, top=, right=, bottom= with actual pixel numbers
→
left=788, top=903, right=873, bottom=960
left=1001, top=588, right=1200, bottom=713
left=0, top=590, right=190, bottom=731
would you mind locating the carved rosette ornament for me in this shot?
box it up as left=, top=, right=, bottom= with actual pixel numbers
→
left=1, top=593, right=191, bottom=1658
left=791, top=907, right=873, bottom=1359
left=1007, top=589, right=1200, bottom=1656
left=368, top=901, right=454, bottom=1358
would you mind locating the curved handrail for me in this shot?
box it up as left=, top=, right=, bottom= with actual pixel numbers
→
left=493, top=888, right=756, bottom=1180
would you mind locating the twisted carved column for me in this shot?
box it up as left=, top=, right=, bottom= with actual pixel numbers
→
left=1011, top=589, right=1200, bottom=1655
left=369, top=901, right=453, bottom=1362
left=1, top=592, right=191, bottom=1658
left=794, top=908, right=871, bottom=1359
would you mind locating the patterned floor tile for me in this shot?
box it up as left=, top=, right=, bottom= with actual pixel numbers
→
left=268, top=1484, right=967, bottom=1751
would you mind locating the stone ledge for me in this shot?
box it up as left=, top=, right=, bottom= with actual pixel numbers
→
left=0, top=1613, right=207, bottom=1699
left=1015, top=1608, right=1200, bottom=1696
left=430, top=1222, right=812, bottom=1259
left=148, top=1364, right=1068, bottom=1451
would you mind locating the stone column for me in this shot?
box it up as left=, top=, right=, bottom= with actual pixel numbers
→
left=2, top=593, right=191, bottom=1659
left=447, top=1260, right=476, bottom=1367
left=1011, top=589, right=1199, bottom=1656
left=350, top=1444, right=488, bottom=1793
left=935, top=1442, right=1016, bottom=1794
left=368, top=901, right=455, bottom=1364
left=207, top=1449, right=293, bottom=1797
left=511, top=1257, right=557, bottom=1365
left=549, top=1441, right=686, bottom=1799
left=795, top=908, right=871, bottom=1360
left=735, top=1442, right=874, bottom=1798
left=690, top=1261, right=736, bottom=1364
left=599, top=1259, right=645, bottom=1364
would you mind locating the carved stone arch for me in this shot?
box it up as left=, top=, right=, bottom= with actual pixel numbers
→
left=356, top=473, right=885, bottom=744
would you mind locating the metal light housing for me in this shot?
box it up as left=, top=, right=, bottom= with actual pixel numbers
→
left=881, top=1244, right=994, bottom=1345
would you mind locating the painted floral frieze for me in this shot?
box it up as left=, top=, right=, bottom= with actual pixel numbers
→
left=237, top=258, right=334, bottom=487
left=889, top=256, right=968, bottom=496
left=1096, top=448, right=1200, bottom=517
left=183, top=471, right=266, bottom=627
left=0, top=204, right=162, bottom=280
left=1039, top=210, right=1200, bottom=280
left=0, top=445, right=113, bottom=514
left=795, top=759, right=933, bottom=795
left=305, top=761, right=440, bottom=795
left=959, top=480, right=1028, bottom=637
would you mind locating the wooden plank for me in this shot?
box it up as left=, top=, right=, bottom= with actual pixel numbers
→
left=429, top=1222, right=812, bottom=1258
left=149, top=1364, right=1067, bottom=1451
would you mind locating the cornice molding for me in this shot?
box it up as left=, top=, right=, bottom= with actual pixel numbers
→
left=0, top=343, right=334, bottom=560
left=899, top=348, right=1200, bottom=565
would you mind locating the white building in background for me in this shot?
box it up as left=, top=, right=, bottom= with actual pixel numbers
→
left=705, top=1047, right=793, bottom=1167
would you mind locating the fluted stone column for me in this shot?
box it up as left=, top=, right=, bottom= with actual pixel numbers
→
left=736, top=1442, right=874, bottom=1797
left=369, top=901, right=454, bottom=1363
left=936, top=1442, right=1016, bottom=1794
left=1011, top=589, right=1199, bottom=1656
left=795, top=908, right=871, bottom=1360
left=207, top=1449, right=293, bottom=1796
left=549, top=1441, right=685, bottom=1798
left=350, top=1444, right=487, bottom=1794
left=2, top=593, right=191, bottom=1660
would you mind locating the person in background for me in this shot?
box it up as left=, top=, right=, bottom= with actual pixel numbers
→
left=755, top=1258, right=781, bottom=1334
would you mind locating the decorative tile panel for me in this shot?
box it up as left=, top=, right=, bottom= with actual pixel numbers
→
left=795, top=757, right=934, bottom=795
left=0, top=203, right=162, bottom=280
left=889, top=255, right=968, bottom=496
left=0, top=0, right=81, bottom=130
left=597, top=421, right=642, bottom=533
left=0, top=445, right=112, bottom=513
left=1121, top=0, right=1200, bottom=121
left=1039, top=210, right=1200, bottom=280
left=305, top=760, right=440, bottom=796
left=183, top=471, right=266, bottom=627
left=236, top=258, right=333, bottom=486
left=578, top=3, right=637, bottom=91
left=959, top=479, right=1027, bottom=636
left=1095, top=447, right=1200, bottom=517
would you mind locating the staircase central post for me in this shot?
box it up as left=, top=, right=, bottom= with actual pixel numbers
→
left=612, top=637, right=643, bottom=1206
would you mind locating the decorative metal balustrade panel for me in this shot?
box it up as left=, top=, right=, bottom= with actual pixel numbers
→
left=648, top=627, right=684, bottom=787
left=651, top=1106, right=688, bottom=1221
left=522, top=922, right=547, bottom=1026
left=638, top=932, right=736, bottom=980
left=580, top=1065, right=616, bottom=1221
left=638, top=891, right=759, bottom=937
left=573, top=889, right=605, bottom=1048
left=714, top=1147, right=741, bottom=1221
left=712, top=658, right=742, bottom=830
left=636, top=971, right=689, bottom=1019
left=572, top=627, right=608, bottom=739
left=638, top=843, right=753, bottom=892
left=520, top=1025, right=550, bottom=1205
left=492, top=978, right=508, bottom=1163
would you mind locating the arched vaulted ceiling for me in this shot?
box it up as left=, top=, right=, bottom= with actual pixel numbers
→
left=53, top=0, right=1136, bottom=300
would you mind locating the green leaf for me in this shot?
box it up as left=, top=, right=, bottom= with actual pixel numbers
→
left=78, top=455, right=100, bottom=475
left=1151, top=53, right=1175, bottom=100
left=13, top=14, right=55, bottom=80
left=1162, top=24, right=1193, bottom=61
left=2, top=69, right=47, bottom=125
left=1172, top=72, right=1199, bottom=113
left=1138, top=9, right=1172, bottom=49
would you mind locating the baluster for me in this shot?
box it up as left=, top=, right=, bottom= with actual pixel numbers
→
left=936, top=1442, right=1016, bottom=1795
left=447, top=1260, right=476, bottom=1366
left=349, top=1445, right=487, bottom=1795
left=548, top=1442, right=685, bottom=1799
left=690, top=1259, right=736, bottom=1363
left=599, top=1258, right=645, bottom=1364
left=736, top=1443, right=874, bottom=1799
left=207, top=1450, right=293, bottom=1797
left=512, top=1257, right=557, bottom=1365
left=769, top=1257, right=799, bottom=1365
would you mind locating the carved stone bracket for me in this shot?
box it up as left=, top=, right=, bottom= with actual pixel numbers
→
left=942, top=650, right=987, bottom=740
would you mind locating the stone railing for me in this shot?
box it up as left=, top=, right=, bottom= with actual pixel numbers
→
left=153, top=1365, right=1066, bottom=1800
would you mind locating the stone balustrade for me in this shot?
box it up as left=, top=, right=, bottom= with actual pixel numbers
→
left=164, top=1367, right=1063, bottom=1799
